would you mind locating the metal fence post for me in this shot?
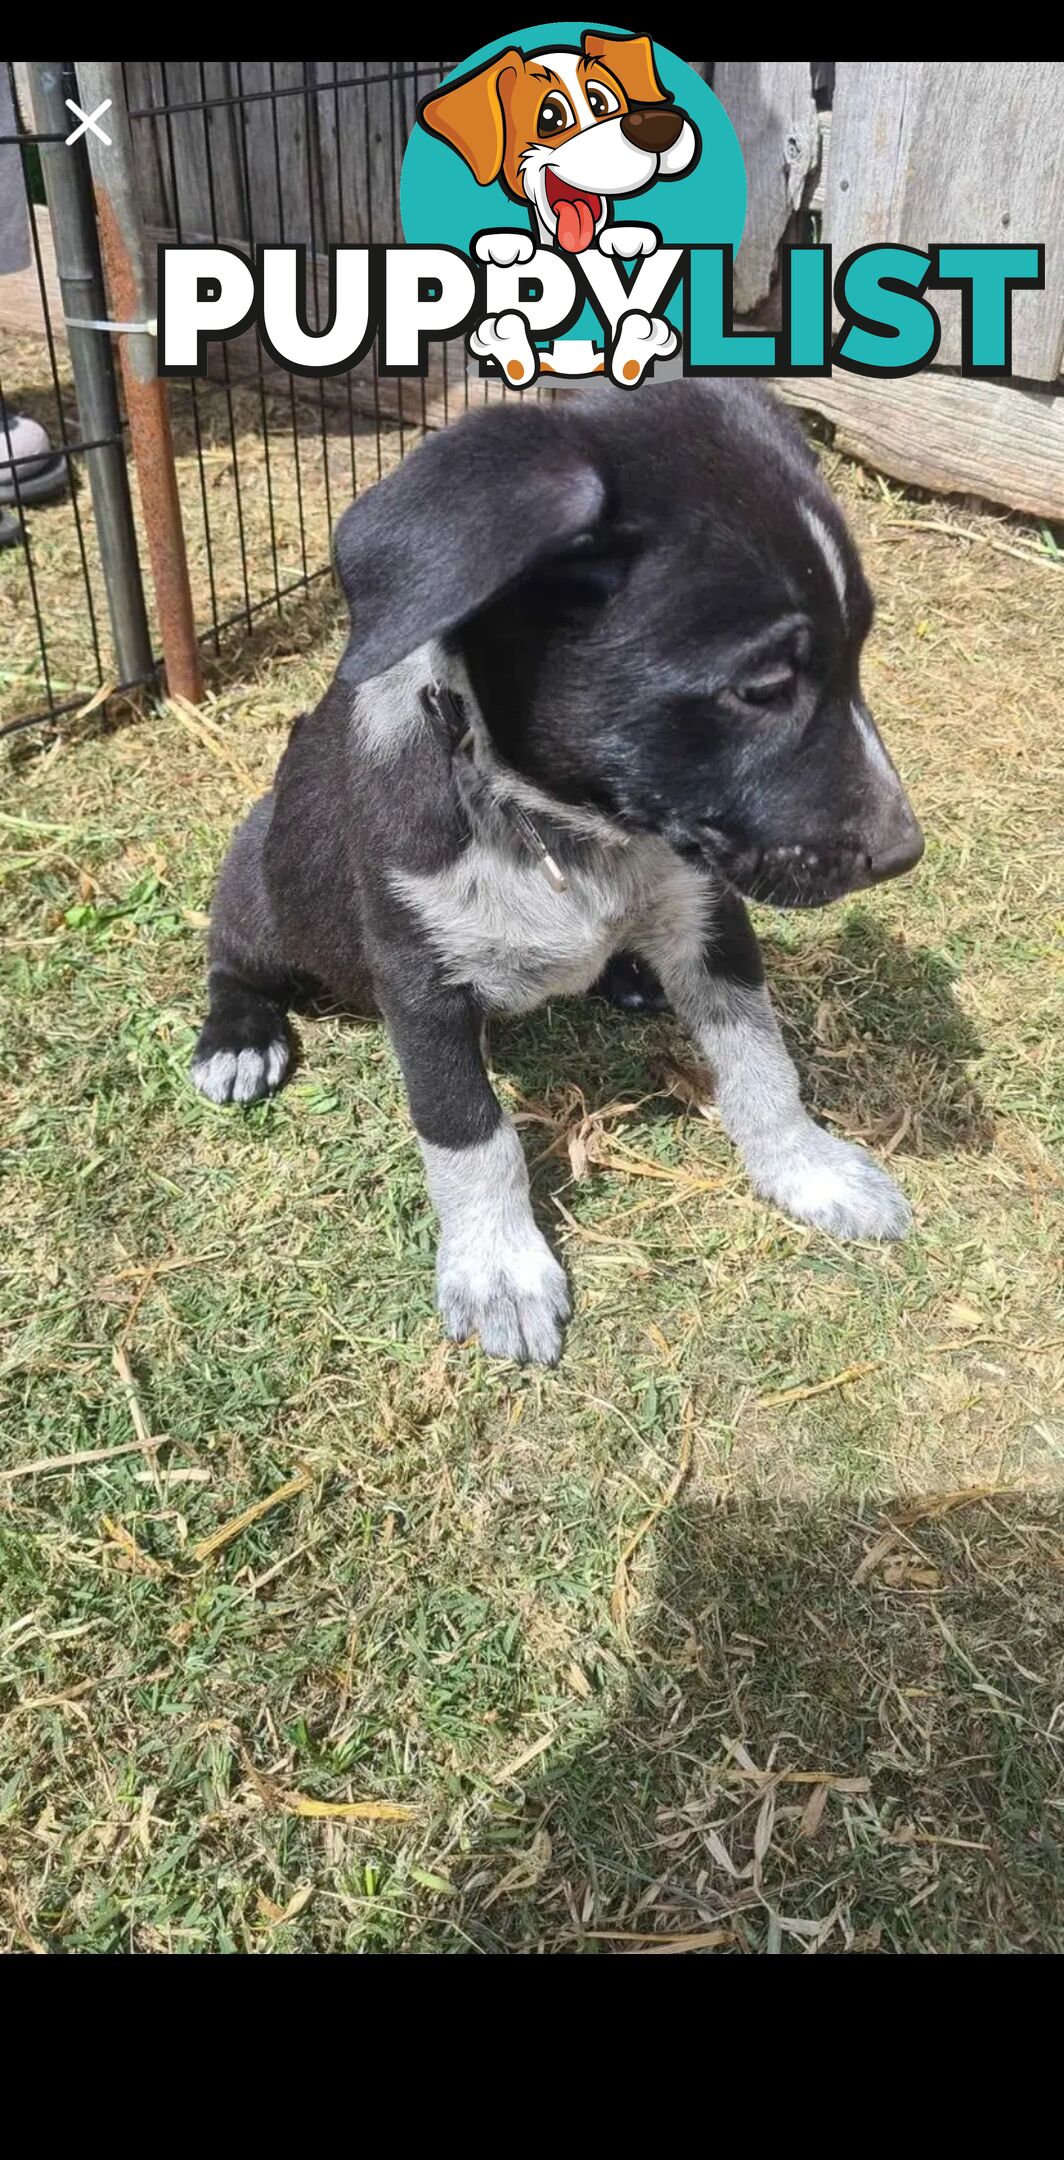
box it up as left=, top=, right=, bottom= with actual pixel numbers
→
left=74, top=58, right=204, bottom=705
left=26, top=61, right=154, bottom=691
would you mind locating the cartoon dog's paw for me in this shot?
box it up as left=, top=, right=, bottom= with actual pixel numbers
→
left=750, top=1126, right=912, bottom=1242
left=597, top=224, right=659, bottom=260
left=437, top=1231, right=571, bottom=1366
left=474, top=230, right=536, bottom=269
left=469, top=310, right=539, bottom=386
left=609, top=309, right=679, bottom=386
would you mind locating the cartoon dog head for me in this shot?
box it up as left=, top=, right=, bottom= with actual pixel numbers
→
left=418, top=31, right=699, bottom=254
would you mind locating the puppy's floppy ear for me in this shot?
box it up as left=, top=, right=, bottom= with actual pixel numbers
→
left=333, top=404, right=606, bottom=684
left=582, top=31, right=669, bottom=105
left=418, top=49, right=524, bottom=185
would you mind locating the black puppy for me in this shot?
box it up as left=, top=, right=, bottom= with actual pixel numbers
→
left=191, top=380, right=923, bottom=1364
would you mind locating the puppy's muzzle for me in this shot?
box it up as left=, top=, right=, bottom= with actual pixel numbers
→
left=867, top=820, right=925, bottom=883
left=619, top=106, right=685, bottom=153
left=686, top=816, right=924, bottom=910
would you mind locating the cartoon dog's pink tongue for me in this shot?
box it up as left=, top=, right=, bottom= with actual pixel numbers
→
left=544, top=171, right=602, bottom=255
left=555, top=195, right=596, bottom=253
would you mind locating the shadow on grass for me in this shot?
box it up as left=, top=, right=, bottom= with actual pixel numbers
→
left=283, top=898, right=988, bottom=1185
left=487, top=904, right=990, bottom=1160
left=470, top=1487, right=1064, bottom=1954
left=769, top=908, right=992, bottom=1154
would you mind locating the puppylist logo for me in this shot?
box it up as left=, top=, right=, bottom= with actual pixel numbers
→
left=401, top=27, right=732, bottom=385
left=158, top=30, right=1046, bottom=388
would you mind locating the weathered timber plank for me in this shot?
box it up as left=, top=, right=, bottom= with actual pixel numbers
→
left=825, top=61, right=1064, bottom=382
left=714, top=62, right=819, bottom=315
left=776, top=368, right=1064, bottom=523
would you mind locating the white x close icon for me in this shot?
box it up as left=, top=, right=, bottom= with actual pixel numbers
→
left=64, top=97, right=112, bottom=147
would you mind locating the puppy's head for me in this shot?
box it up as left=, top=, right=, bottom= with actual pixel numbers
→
left=334, top=380, right=923, bottom=909
left=418, top=34, right=698, bottom=254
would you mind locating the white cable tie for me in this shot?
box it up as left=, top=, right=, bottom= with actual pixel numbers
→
left=64, top=315, right=157, bottom=336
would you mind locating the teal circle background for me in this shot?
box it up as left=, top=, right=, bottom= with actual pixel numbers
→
left=400, top=27, right=746, bottom=355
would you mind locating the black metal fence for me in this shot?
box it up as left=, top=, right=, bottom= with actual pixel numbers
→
left=120, top=61, right=470, bottom=673
left=1, top=59, right=153, bottom=735
left=0, top=59, right=471, bottom=738
left=3, top=58, right=713, bottom=739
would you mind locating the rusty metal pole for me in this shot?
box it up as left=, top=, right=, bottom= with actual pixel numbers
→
left=74, top=58, right=204, bottom=704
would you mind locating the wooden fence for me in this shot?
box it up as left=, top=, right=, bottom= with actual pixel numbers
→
left=720, top=60, right=1064, bottom=519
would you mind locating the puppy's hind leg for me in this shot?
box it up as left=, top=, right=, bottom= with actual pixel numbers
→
left=190, top=796, right=294, bottom=1107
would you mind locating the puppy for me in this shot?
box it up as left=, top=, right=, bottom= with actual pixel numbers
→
left=191, top=380, right=924, bottom=1366
left=419, top=32, right=697, bottom=384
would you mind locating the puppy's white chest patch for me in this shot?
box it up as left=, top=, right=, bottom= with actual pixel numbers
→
left=393, top=833, right=682, bottom=1013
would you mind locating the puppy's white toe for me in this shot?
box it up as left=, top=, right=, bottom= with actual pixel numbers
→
left=751, top=1127, right=912, bottom=1241
left=190, top=1049, right=238, bottom=1104
left=190, top=1036, right=288, bottom=1107
left=232, top=1046, right=274, bottom=1103
left=264, top=1038, right=289, bottom=1089
left=437, top=1234, right=571, bottom=1365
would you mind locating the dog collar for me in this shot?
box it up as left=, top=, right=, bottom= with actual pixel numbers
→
left=419, top=680, right=568, bottom=893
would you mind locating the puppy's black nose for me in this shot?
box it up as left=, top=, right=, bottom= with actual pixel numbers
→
left=620, top=106, right=684, bottom=152
left=869, top=820, right=925, bottom=883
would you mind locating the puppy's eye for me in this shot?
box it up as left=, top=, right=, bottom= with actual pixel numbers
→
left=586, top=82, right=620, bottom=119
left=729, top=664, right=796, bottom=709
left=538, top=94, right=576, bottom=137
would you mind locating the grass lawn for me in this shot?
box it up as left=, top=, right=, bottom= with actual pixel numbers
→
left=2, top=391, right=1063, bottom=1952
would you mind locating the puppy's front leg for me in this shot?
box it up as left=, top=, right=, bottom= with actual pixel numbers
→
left=643, top=888, right=911, bottom=1240
left=380, top=973, right=570, bottom=1363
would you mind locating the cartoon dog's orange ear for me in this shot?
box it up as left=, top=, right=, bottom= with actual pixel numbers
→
left=418, top=49, right=525, bottom=185
left=581, top=31, right=669, bottom=105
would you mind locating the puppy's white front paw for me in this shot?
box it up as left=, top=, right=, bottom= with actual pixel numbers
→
left=597, top=225, right=658, bottom=260
left=437, top=1230, right=571, bottom=1365
left=750, top=1125, right=912, bottom=1241
left=469, top=310, right=539, bottom=386
left=474, top=230, right=535, bottom=268
left=609, top=309, right=679, bottom=385
left=190, top=1037, right=288, bottom=1106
